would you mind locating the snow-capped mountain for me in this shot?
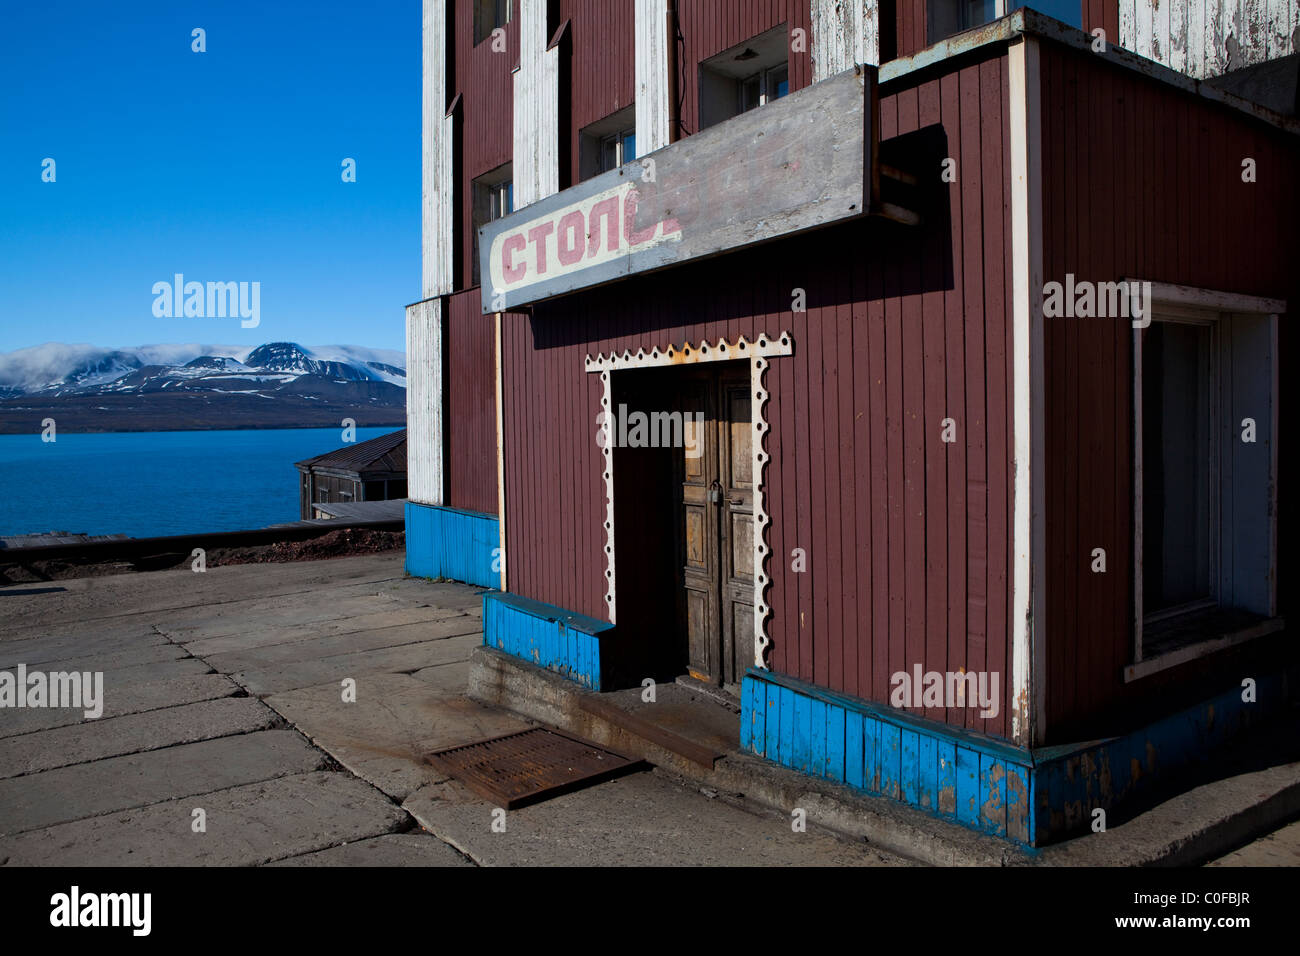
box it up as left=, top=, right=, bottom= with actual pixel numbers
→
left=0, top=342, right=406, bottom=397
left=0, top=342, right=407, bottom=433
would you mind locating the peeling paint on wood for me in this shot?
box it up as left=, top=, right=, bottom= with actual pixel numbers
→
left=1121, top=0, right=1298, bottom=77
left=514, top=0, right=560, bottom=208
left=634, top=0, right=671, bottom=153
left=812, top=0, right=880, bottom=78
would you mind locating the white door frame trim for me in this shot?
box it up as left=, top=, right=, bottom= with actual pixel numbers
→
left=584, top=331, right=794, bottom=667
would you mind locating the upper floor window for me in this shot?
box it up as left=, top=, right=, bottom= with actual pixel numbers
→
left=739, top=64, right=788, bottom=113
left=600, top=128, right=637, bottom=172
left=579, top=105, right=637, bottom=181
left=472, top=163, right=513, bottom=286
left=927, top=0, right=997, bottom=45
left=699, top=25, right=790, bottom=130
left=474, top=0, right=511, bottom=47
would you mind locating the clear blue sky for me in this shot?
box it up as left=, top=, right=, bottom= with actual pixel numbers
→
left=0, top=0, right=420, bottom=354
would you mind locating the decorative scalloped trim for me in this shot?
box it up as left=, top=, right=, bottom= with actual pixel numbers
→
left=585, top=331, right=793, bottom=667
left=599, top=369, right=616, bottom=622
left=751, top=354, right=774, bottom=670
left=584, top=332, right=793, bottom=371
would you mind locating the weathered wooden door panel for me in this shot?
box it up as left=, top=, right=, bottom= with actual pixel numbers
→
left=679, top=376, right=718, bottom=682
left=678, top=367, right=754, bottom=688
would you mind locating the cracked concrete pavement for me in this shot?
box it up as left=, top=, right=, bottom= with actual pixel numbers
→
left=0, top=553, right=908, bottom=866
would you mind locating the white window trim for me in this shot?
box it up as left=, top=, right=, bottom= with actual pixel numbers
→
left=1127, top=280, right=1284, bottom=682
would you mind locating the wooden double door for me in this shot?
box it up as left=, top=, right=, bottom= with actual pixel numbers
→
left=676, top=365, right=755, bottom=691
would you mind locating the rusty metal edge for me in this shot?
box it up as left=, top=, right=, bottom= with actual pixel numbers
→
left=424, top=725, right=649, bottom=810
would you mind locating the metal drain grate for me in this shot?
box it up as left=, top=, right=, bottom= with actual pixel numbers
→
left=424, top=727, right=645, bottom=809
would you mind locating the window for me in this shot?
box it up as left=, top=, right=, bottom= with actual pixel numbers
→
left=471, top=162, right=514, bottom=286
left=579, top=106, right=637, bottom=181
left=699, top=25, right=789, bottom=130
left=600, top=128, right=637, bottom=172
left=927, top=0, right=997, bottom=45
left=474, top=0, right=511, bottom=46
left=739, top=64, right=788, bottom=113
left=1141, top=317, right=1216, bottom=618
left=1132, top=301, right=1280, bottom=676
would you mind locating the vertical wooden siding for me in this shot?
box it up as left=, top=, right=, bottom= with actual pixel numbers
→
left=453, top=0, right=519, bottom=291
left=565, top=0, right=637, bottom=175
left=895, top=0, right=928, bottom=58
left=1038, top=44, right=1299, bottom=740
left=1081, top=0, right=1121, bottom=49
left=502, top=51, right=1018, bottom=738
left=445, top=289, right=500, bottom=515
left=674, top=0, right=814, bottom=137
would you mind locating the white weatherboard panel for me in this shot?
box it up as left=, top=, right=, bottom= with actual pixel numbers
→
left=1121, top=0, right=1299, bottom=78
left=514, top=0, right=560, bottom=209
left=812, top=0, right=880, bottom=78
left=635, top=0, right=671, bottom=153
left=406, top=298, right=443, bottom=506
left=423, top=0, right=454, bottom=298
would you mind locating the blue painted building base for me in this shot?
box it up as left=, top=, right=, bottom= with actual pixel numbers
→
left=482, top=592, right=614, bottom=690
left=742, top=668, right=1290, bottom=846
left=404, top=501, right=501, bottom=589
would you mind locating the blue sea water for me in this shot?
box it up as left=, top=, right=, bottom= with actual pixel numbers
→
left=0, top=427, right=397, bottom=539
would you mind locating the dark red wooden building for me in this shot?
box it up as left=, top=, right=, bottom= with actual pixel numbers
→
left=405, top=0, right=1299, bottom=844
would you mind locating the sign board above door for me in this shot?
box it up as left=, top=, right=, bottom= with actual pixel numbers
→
left=479, top=65, right=879, bottom=314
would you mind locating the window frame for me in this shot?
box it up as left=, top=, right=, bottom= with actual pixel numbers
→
left=473, top=0, right=512, bottom=47
left=1128, top=283, right=1284, bottom=681
left=471, top=162, right=514, bottom=287
left=598, top=127, right=637, bottom=173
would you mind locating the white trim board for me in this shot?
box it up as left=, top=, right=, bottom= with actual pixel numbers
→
left=1124, top=280, right=1286, bottom=316
left=584, top=332, right=794, bottom=664
left=1008, top=36, right=1045, bottom=749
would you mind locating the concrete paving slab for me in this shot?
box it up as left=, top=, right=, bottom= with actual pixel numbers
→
left=0, top=556, right=408, bottom=634
left=265, top=674, right=528, bottom=800
left=96, top=656, right=212, bottom=683
left=0, top=696, right=280, bottom=778
left=177, top=606, right=472, bottom=657
left=0, top=630, right=170, bottom=667
left=201, top=616, right=483, bottom=673
left=402, top=770, right=910, bottom=867
left=1207, top=818, right=1300, bottom=866
left=267, top=832, right=474, bottom=867
left=407, top=660, right=473, bottom=692
left=0, top=771, right=407, bottom=866
left=230, top=634, right=481, bottom=696
left=0, top=673, right=240, bottom=737
left=0, top=729, right=324, bottom=835
left=0, top=641, right=188, bottom=674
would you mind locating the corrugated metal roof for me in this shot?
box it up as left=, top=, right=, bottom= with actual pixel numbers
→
left=309, top=499, right=407, bottom=521
left=294, top=428, right=406, bottom=475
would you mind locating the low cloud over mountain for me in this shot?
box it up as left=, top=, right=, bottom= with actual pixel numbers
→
left=0, top=342, right=406, bottom=433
